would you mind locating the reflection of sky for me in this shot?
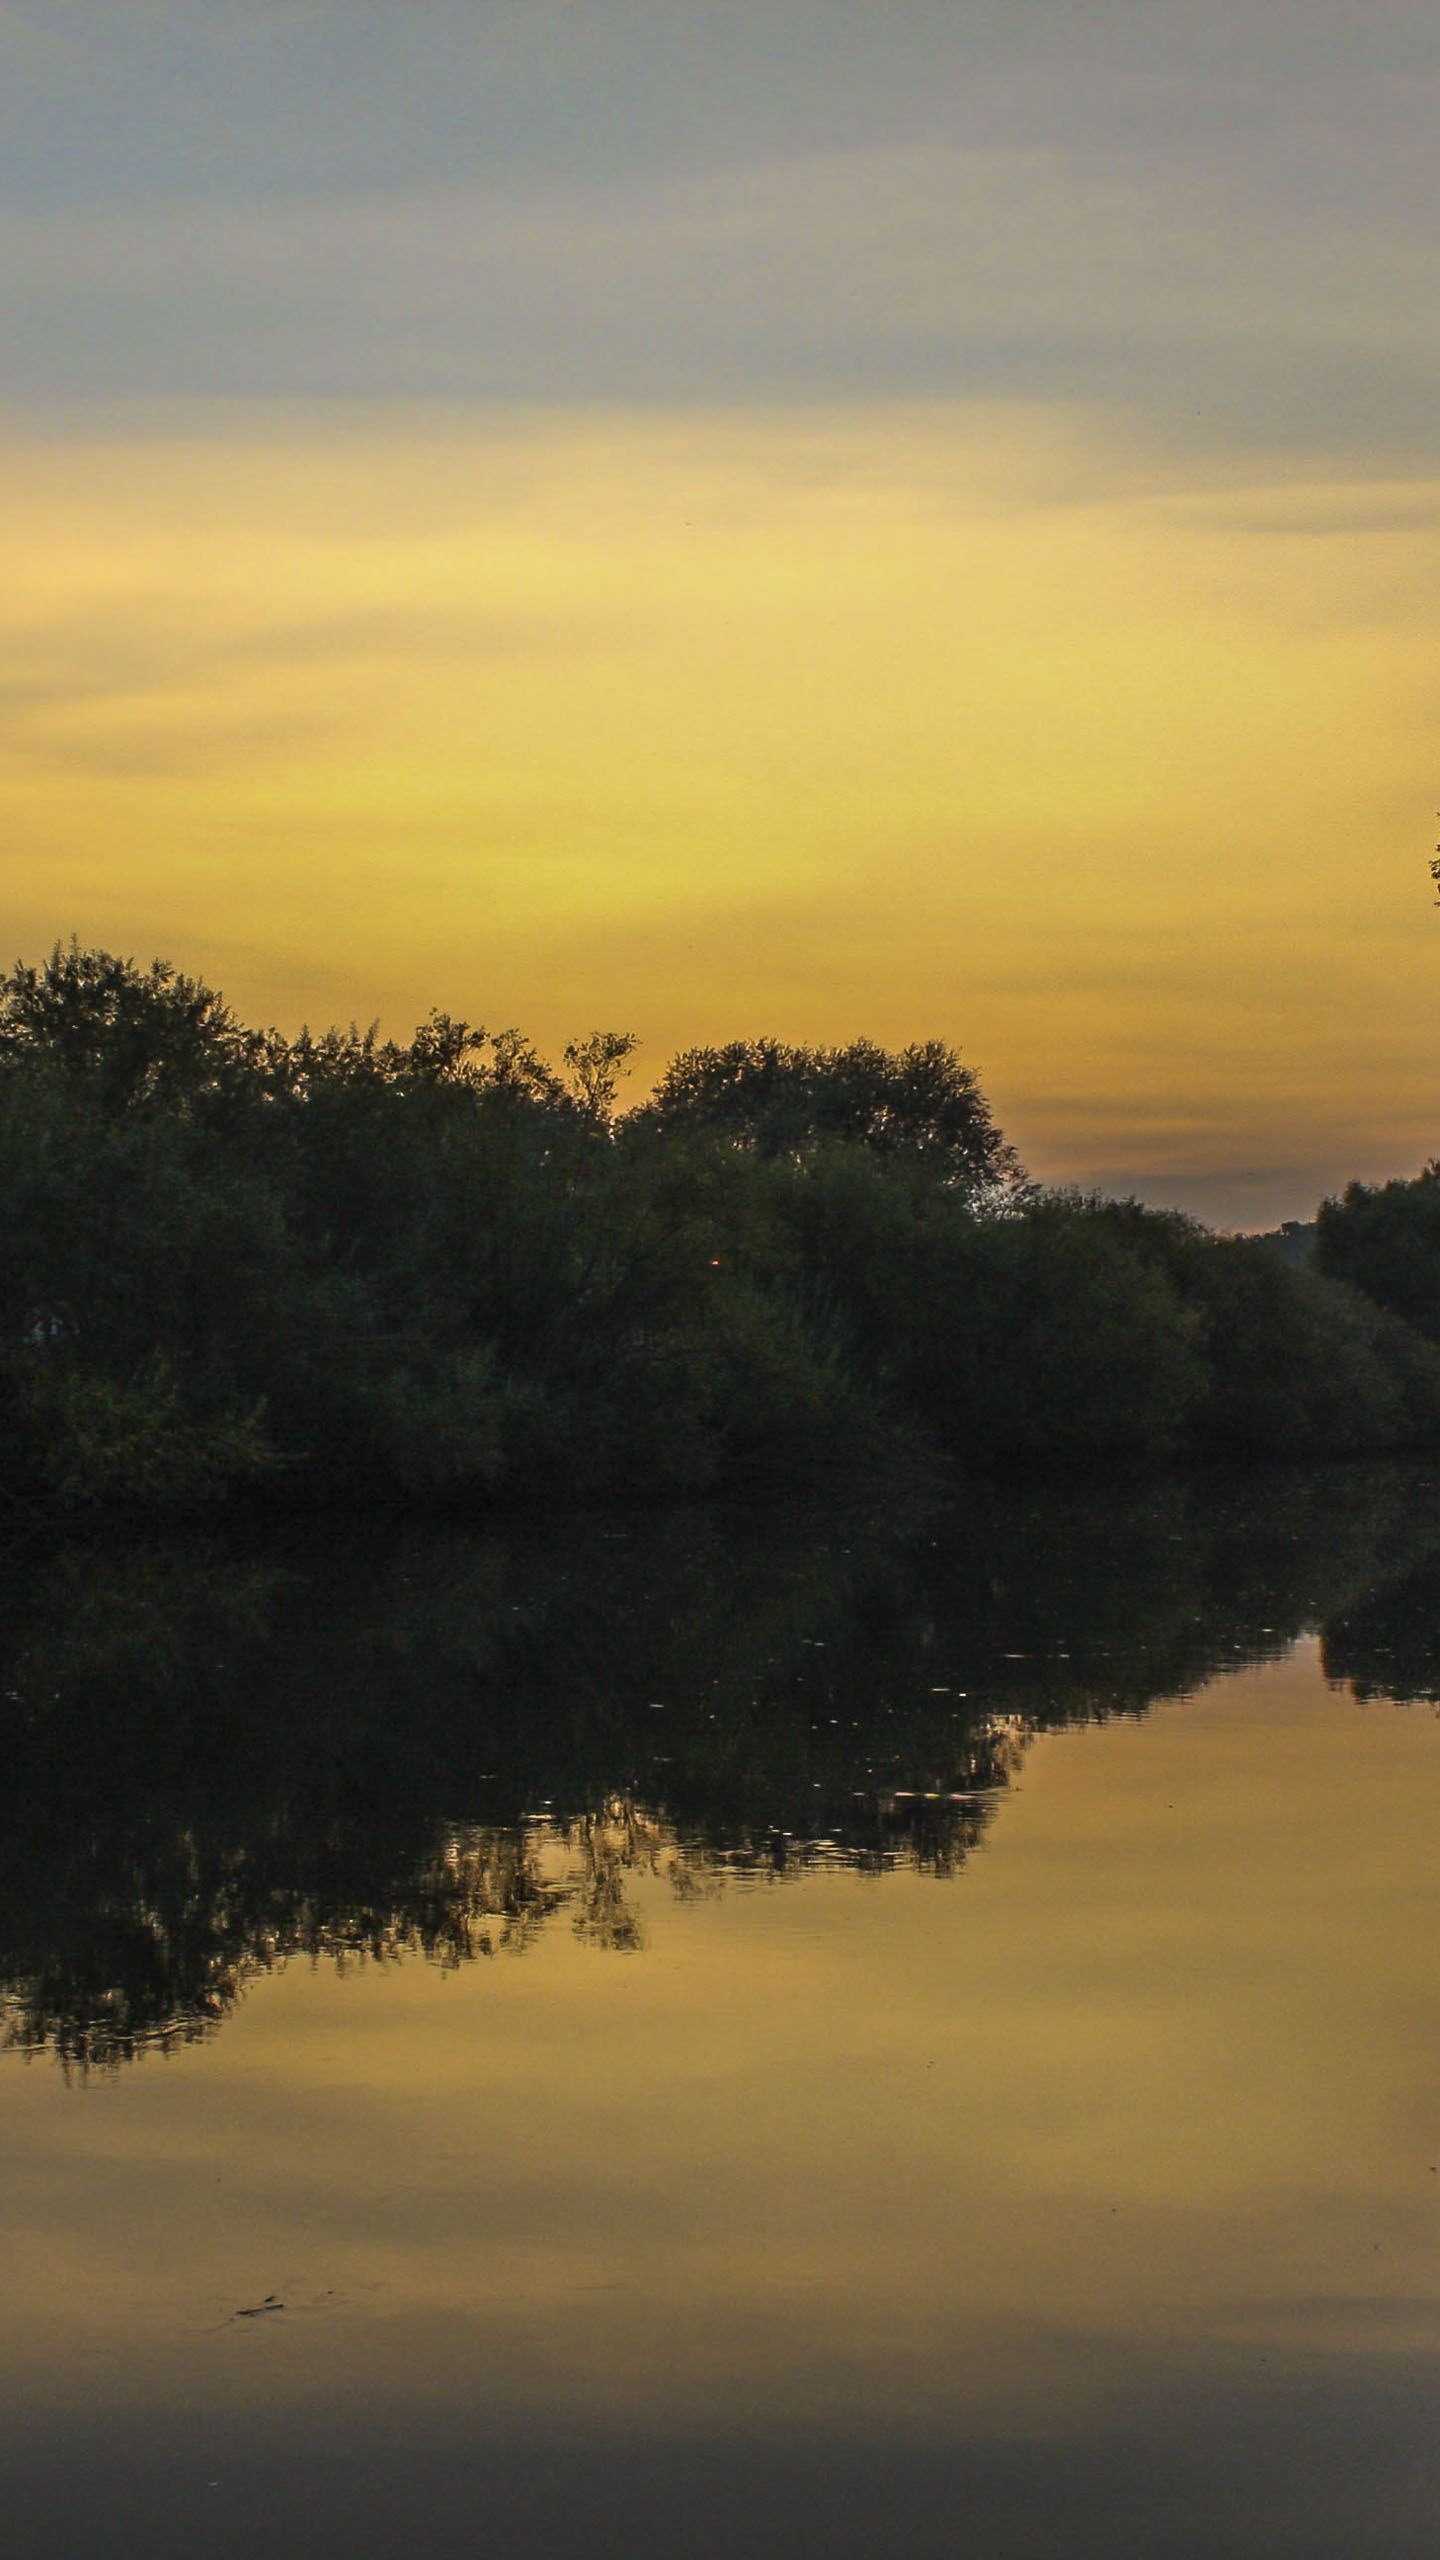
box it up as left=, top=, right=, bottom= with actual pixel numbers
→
left=2, top=5, right=1438, bottom=1221
left=4, top=1651, right=1440, bottom=2554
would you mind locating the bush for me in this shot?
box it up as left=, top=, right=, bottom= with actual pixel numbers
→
left=906, top=1197, right=1204, bottom=1465
left=1314, top=1166, right=1440, bottom=1344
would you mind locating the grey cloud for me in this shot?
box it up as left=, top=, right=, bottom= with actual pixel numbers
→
left=1171, top=492, right=1440, bottom=537
left=0, top=598, right=622, bottom=701
left=0, top=3, right=1435, bottom=459
left=0, top=148, right=1435, bottom=458
left=1, top=4, right=1434, bottom=209
left=0, top=711, right=327, bottom=781
left=207, top=604, right=636, bottom=666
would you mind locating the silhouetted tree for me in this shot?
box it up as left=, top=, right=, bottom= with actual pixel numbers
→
left=0, top=938, right=257, bottom=1114
left=563, top=1029, right=638, bottom=1124
left=1315, top=1166, right=1440, bottom=1344
left=644, top=1037, right=1024, bottom=1195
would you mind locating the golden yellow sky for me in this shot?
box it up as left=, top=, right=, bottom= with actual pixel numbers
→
left=2, top=402, right=1435, bottom=1223
left=3, top=3, right=1440, bottom=1225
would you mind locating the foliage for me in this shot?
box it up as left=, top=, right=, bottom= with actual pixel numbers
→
left=1, top=939, right=1438, bottom=1513
left=0, top=939, right=256, bottom=1114
left=1314, top=1165, right=1440, bottom=1344
left=906, top=1196, right=1205, bottom=1464
left=644, top=1035, right=1024, bottom=1195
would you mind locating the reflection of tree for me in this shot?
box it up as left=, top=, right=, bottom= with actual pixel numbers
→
left=2, top=1461, right=1438, bottom=2069
left=1321, top=1551, right=1440, bottom=1705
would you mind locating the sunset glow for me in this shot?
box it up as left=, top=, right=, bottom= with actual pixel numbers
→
left=2, top=3, right=1437, bottom=1220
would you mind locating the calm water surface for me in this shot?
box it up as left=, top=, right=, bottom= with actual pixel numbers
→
left=3, top=1471, right=1440, bottom=2557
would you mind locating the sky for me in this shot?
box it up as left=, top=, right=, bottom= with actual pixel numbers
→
left=1, top=0, right=1437, bottom=1223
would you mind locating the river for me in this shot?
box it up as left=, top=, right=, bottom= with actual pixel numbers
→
left=3, top=1468, right=1439, bottom=2556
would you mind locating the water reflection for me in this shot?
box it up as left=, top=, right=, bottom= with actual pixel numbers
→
left=3, top=1464, right=1440, bottom=2067
left=6, top=1470, right=1440, bottom=2560
left=1323, top=1547, right=1440, bottom=1704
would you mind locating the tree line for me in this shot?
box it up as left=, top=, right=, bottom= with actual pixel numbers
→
left=1, top=940, right=1437, bottom=1511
